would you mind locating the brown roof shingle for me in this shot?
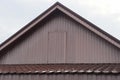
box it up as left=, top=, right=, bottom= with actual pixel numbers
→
left=0, top=64, right=119, bottom=74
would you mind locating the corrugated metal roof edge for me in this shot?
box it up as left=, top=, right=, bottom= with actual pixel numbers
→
left=0, top=64, right=119, bottom=74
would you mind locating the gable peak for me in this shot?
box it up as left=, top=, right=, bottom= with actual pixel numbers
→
left=0, top=2, right=120, bottom=54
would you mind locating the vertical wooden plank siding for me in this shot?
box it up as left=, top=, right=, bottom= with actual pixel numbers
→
left=0, top=12, right=119, bottom=64
left=0, top=74, right=119, bottom=80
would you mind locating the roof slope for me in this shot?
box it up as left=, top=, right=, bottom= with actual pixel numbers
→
left=0, top=64, right=119, bottom=74
left=0, top=2, right=120, bottom=54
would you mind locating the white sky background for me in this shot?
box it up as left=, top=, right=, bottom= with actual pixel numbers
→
left=0, top=0, right=120, bottom=43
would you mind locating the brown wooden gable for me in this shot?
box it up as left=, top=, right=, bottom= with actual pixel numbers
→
left=0, top=2, right=119, bottom=64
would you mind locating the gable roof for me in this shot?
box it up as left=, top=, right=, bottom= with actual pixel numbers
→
left=0, top=2, right=120, bottom=54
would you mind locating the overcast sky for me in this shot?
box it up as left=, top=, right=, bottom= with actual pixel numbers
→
left=0, top=0, right=120, bottom=43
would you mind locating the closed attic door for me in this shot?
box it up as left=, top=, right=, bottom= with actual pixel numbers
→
left=48, top=32, right=66, bottom=63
